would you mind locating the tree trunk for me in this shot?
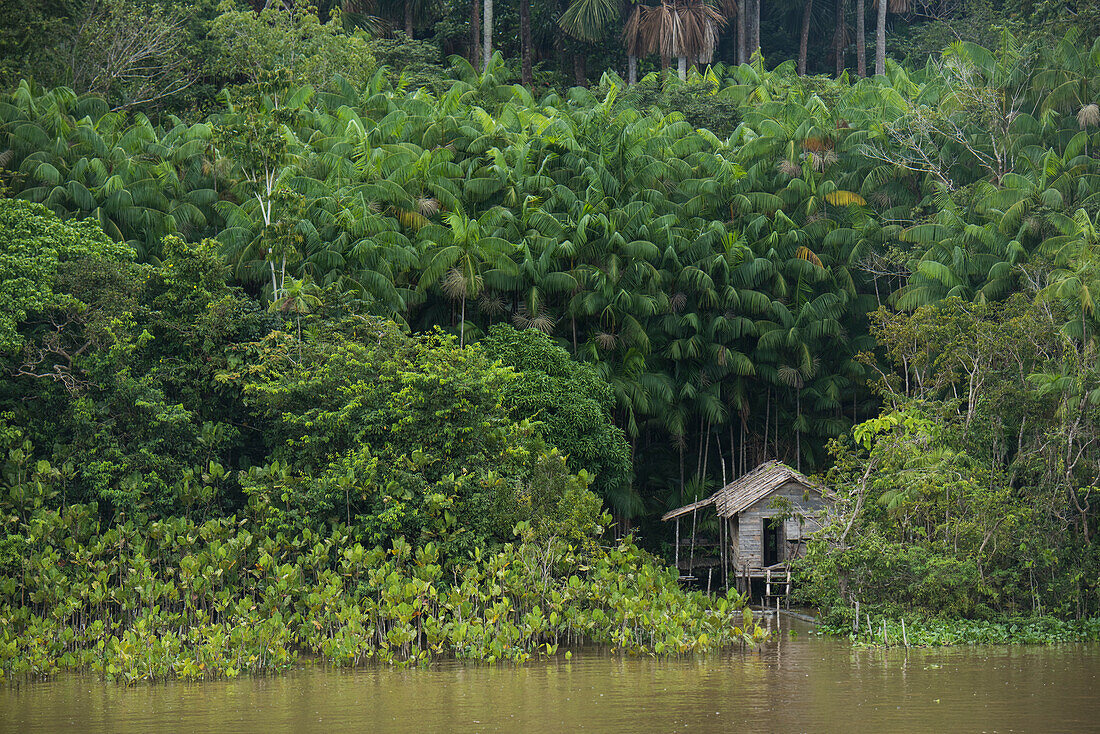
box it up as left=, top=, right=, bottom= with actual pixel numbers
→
left=460, top=295, right=466, bottom=347
left=795, top=388, right=802, bottom=471
left=799, top=0, right=813, bottom=74
left=751, top=0, right=761, bottom=61
left=736, top=3, right=747, bottom=64
left=405, top=0, right=413, bottom=37
left=471, top=0, right=481, bottom=68
left=856, top=0, right=865, bottom=76
left=678, top=56, right=687, bottom=80
left=875, top=0, right=886, bottom=75
left=573, top=52, right=586, bottom=86
left=483, top=0, right=493, bottom=72
left=627, top=54, right=638, bottom=84
left=834, top=0, right=847, bottom=78
left=520, top=0, right=532, bottom=86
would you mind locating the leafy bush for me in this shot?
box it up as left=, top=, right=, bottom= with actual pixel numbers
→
left=480, top=325, right=634, bottom=515
left=226, top=319, right=607, bottom=557
left=207, top=6, right=375, bottom=94
left=616, top=78, right=741, bottom=137
left=0, top=200, right=131, bottom=354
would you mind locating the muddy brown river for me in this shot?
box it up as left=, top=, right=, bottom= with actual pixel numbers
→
left=1, top=616, right=1096, bottom=733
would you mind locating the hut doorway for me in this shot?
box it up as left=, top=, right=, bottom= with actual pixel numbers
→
left=763, top=518, right=783, bottom=566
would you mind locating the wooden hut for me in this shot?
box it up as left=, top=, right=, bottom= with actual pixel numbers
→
left=661, top=461, right=832, bottom=599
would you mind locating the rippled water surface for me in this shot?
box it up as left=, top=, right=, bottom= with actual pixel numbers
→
left=2, top=616, right=1097, bottom=733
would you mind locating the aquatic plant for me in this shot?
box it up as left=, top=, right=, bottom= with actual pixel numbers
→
left=0, top=503, right=769, bottom=683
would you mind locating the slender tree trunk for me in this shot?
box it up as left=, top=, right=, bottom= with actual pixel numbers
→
left=678, top=56, right=687, bottom=80
left=799, top=0, right=813, bottom=74
left=875, top=0, right=886, bottom=75
left=795, top=388, right=802, bottom=471
left=627, top=54, right=638, bottom=84
left=405, top=0, right=413, bottom=37
left=483, top=0, right=493, bottom=72
left=679, top=442, right=685, bottom=497
left=856, top=0, right=865, bottom=76
left=751, top=0, right=761, bottom=61
left=471, top=0, right=481, bottom=68
left=574, top=52, right=587, bottom=86
left=460, top=296, right=466, bottom=347
left=736, top=4, right=747, bottom=64
left=702, top=420, right=711, bottom=481
left=520, top=0, right=532, bottom=86
left=763, top=387, right=771, bottom=456
left=834, top=0, right=847, bottom=78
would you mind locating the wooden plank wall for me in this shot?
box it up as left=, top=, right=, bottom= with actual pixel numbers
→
left=730, top=481, right=829, bottom=568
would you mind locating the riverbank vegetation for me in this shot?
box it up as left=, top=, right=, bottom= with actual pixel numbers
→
left=818, top=615, right=1100, bottom=647
left=2, top=0, right=1100, bottom=675
left=0, top=200, right=766, bottom=682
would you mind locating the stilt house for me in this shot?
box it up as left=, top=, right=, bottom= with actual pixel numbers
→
left=661, top=461, right=831, bottom=595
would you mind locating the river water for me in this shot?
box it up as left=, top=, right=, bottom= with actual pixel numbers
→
left=1, top=615, right=1097, bottom=733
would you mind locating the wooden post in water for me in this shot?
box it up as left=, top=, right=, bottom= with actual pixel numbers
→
left=902, top=618, right=909, bottom=647
left=854, top=600, right=860, bottom=633
left=882, top=618, right=889, bottom=646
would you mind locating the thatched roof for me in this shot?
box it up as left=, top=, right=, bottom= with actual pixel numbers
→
left=661, top=460, right=823, bottom=522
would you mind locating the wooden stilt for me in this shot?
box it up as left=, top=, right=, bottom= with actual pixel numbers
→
left=719, top=514, right=726, bottom=591
left=688, top=496, right=698, bottom=575
left=674, top=518, right=680, bottom=574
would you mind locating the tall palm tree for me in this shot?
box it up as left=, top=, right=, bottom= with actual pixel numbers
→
left=855, top=0, right=865, bottom=76
left=636, top=0, right=727, bottom=79
left=798, top=0, right=814, bottom=75
left=419, top=210, right=518, bottom=346
left=483, top=0, right=493, bottom=72
left=520, top=0, right=533, bottom=86
left=874, top=0, right=906, bottom=76
left=834, top=0, right=848, bottom=77
left=471, top=0, right=481, bottom=68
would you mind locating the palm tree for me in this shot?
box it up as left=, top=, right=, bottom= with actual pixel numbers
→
left=520, top=0, right=533, bottom=86
left=483, top=0, right=493, bottom=72
left=623, top=5, right=645, bottom=84
left=855, top=0, right=865, bottom=76
left=874, top=0, right=906, bottom=76
left=419, top=210, right=518, bottom=346
left=798, top=0, right=814, bottom=74
left=471, top=0, right=482, bottom=68
left=271, top=275, right=324, bottom=343
left=834, top=0, right=848, bottom=77
left=636, top=0, right=727, bottom=79
left=558, top=0, right=640, bottom=83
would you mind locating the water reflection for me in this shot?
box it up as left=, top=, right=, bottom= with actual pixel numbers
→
left=1, top=615, right=1097, bottom=733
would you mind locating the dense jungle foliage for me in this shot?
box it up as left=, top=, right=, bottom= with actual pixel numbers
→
left=1, top=0, right=1100, bottom=674
left=0, top=199, right=767, bottom=680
